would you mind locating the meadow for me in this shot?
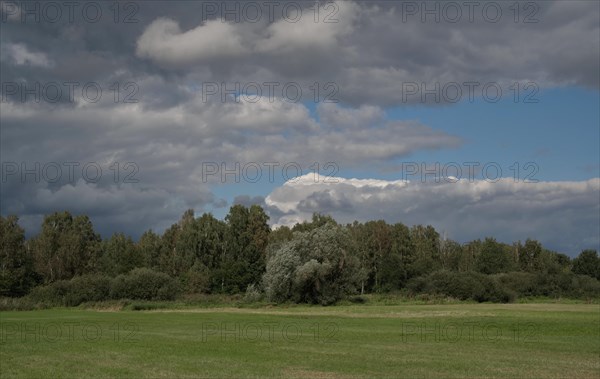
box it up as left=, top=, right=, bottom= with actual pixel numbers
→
left=1, top=301, right=598, bottom=378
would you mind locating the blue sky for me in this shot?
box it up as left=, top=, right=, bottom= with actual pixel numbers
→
left=210, top=85, right=600, bottom=220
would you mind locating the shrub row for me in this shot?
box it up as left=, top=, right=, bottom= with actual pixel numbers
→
left=494, top=271, right=600, bottom=299
left=28, top=268, right=180, bottom=307
left=407, top=270, right=600, bottom=303
left=407, top=270, right=515, bottom=303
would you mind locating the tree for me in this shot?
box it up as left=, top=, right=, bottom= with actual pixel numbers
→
left=196, top=213, right=226, bottom=270
left=291, top=213, right=337, bottom=233
left=440, top=239, right=464, bottom=272
left=263, top=223, right=364, bottom=304
left=31, top=212, right=101, bottom=282
left=218, top=205, right=270, bottom=293
left=476, top=238, right=514, bottom=274
left=137, top=230, right=162, bottom=270
left=408, top=225, right=441, bottom=277
left=383, top=222, right=414, bottom=289
left=572, top=250, right=600, bottom=279
left=101, top=233, right=141, bottom=276
left=0, top=215, right=36, bottom=296
left=520, top=239, right=543, bottom=272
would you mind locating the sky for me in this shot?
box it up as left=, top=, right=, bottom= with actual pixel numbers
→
left=1, top=0, right=599, bottom=255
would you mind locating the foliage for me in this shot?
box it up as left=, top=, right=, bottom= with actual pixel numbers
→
left=31, top=212, right=101, bottom=282
left=109, top=268, right=180, bottom=301
left=407, top=270, right=516, bottom=303
left=2, top=208, right=599, bottom=304
left=263, top=223, right=364, bottom=304
left=572, top=250, right=600, bottom=279
left=0, top=215, right=36, bottom=296
left=28, top=274, right=111, bottom=306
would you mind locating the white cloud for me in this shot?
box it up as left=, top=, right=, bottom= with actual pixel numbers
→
left=265, top=174, right=600, bottom=254
left=136, top=18, right=249, bottom=67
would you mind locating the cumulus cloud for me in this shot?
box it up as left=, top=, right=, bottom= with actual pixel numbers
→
left=265, top=174, right=600, bottom=255
left=136, top=18, right=250, bottom=67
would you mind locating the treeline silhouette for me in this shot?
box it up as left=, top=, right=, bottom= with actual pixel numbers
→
left=1, top=206, right=598, bottom=306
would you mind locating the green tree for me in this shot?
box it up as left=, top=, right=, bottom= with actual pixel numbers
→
left=263, top=223, right=364, bottom=305
left=440, top=239, right=464, bottom=272
left=572, top=250, right=600, bottom=279
left=520, top=239, right=543, bottom=272
left=137, top=230, right=162, bottom=270
left=476, top=238, right=514, bottom=274
left=101, top=233, right=141, bottom=276
left=0, top=215, right=36, bottom=296
left=31, top=212, right=101, bottom=282
left=219, top=205, right=270, bottom=293
left=291, top=213, right=337, bottom=233
left=408, top=225, right=441, bottom=277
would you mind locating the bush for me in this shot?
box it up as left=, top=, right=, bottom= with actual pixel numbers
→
left=243, top=284, right=263, bottom=303
left=27, top=274, right=112, bottom=306
left=407, top=270, right=515, bottom=303
left=495, top=272, right=537, bottom=297
left=64, top=275, right=111, bottom=306
left=181, top=261, right=211, bottom=294
left=28, top=280, right=72, bottom=306
left=110, top=268, right=180, bottom=300
left=494, top=271, right=600, bottom=299
left=570, top=274, right=600, bottom=299
left=0, top=296, right=40, bottom=311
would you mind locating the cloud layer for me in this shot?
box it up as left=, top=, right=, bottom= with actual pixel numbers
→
left=265, top=174, right=600, bottom=254
left=1, top=1, right=598, bottom=255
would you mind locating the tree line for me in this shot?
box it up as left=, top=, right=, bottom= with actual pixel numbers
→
left=1, top=206, right=598, bottom=305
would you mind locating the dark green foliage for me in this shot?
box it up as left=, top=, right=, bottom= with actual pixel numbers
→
left=408, top=225, right=442, bottom=277
left=291, top=213, right=338, bottom=233
left=476, top=238, right=515, bottom=274
left=28, top=274, right=111, bottom=306
left=181, top=260, right=211, bottom=294
left=31, top=212, right=101, bottom=282
left=28, top=279, right=72, bottom=306
left=101, top=233, right=142, bottom=276
left=495, top=271, right=600, bottom=299
left=519, top=239, right=543, bottom=272
left=137, top=230, right=162, bottom=270
left=66, top=274, right=112, bottom=304
left=2, top=208, right=599, bottom=306
left=109, top=268, right=180, bottom=300
left=572, top=250, right=600, bottom=279
left=218, top=205, right=270, bottom=293
left=407, top=270, right=516, bottom=303
left=0, top=215, right=36, bottom=296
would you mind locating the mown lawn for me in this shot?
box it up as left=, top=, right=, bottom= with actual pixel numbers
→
left=1, top=303, right=598, bottom=378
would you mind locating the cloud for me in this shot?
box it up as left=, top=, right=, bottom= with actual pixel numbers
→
left=1, top=97, right=458, bottom=238
left=2, top=43, right=52, bottom=67
left=130, top=1, right=599, bottom=105
left=265, top=174, right=600, bottom=255
left=2, top=1, right=598, bottom=107
left=136, top=18, right=249, bottom=67
left=1, top=0, right=597, bottom=251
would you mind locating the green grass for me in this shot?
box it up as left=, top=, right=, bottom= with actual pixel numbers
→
left=1, top=302, right=599, bottom=378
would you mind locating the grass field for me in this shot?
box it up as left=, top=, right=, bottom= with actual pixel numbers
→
left=1, top=302, right=599, bottom=378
